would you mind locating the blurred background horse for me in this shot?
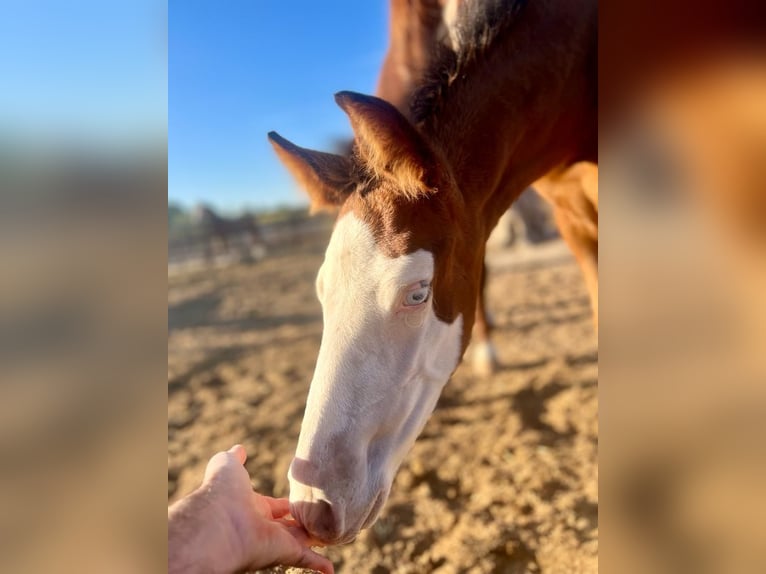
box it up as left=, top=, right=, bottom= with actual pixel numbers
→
left=192, top=203, right=268, bottom=264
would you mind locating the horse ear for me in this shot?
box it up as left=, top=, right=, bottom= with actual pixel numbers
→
left=268, top=131, right=354, bottom=213
left=334, top=91, right=437, bottom=199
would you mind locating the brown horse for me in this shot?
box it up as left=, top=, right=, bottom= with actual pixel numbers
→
left=192, top=204, right=267, bottom=263
left=377, top=0, right=598, bottom=377
left=269, top=0, right=596, bottom=544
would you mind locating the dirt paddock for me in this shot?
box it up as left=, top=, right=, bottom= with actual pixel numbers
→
left=168, top=237, right=598, bottom=573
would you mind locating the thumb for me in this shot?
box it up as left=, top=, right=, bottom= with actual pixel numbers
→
left=202, top=445, right=247, bottom=483
left=228, top=444, right=247, bottom=465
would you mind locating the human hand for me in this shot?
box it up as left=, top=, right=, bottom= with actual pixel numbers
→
left=168, top=445, right=333, bottom=574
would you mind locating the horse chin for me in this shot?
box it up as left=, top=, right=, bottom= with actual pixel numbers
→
left=330, top=488, right=388, bottom=545
left=322, top=532, right=358, bottom=547
left=360, top=488, right=387, bottom=530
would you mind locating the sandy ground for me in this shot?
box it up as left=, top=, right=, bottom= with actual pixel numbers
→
left=168, top=237, right=598, bottom=573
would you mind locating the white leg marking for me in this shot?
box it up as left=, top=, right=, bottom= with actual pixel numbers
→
left=472, top=339, right=498, bottom=377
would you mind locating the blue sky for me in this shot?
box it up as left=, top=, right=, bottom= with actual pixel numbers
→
left=0, top=0, right=167, bottom=145
left=169, top=1, right=390, bottom=212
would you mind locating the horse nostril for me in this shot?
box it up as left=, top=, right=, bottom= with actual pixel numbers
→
left=294, top=500, right=343, bottom=544
left=311, top=500, right=340, bottom=541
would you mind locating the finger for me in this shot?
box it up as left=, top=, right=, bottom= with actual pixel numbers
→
left=203, top=446, right=247, bottom=484
left=284, top=523, right=307, bottom=543
left=227, top=444, right=247, bottom=465
left=276, top=517, right=299, bottom=528
left=255, top=523, right=333, bottom=574
left=263, top=496, right=291, bottom=518
left=202, top=451, right=230, bottom=483
left=289, top=545, right=335, bottom=574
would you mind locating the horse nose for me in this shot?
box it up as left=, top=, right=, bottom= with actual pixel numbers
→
left=288, top=465, right=342, bottom=541
left=295, top=499, right=342, bottom=543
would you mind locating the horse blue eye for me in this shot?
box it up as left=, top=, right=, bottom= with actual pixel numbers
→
left=404, top=285, right=430, bottom=306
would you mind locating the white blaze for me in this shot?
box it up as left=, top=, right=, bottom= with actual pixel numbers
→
left=289, top=212, right=463, bottom=540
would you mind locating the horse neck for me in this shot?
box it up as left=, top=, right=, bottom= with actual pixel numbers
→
left=422, top=0, right=597, bottom=237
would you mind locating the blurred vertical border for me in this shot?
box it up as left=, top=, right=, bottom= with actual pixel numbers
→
left=600, top=0, right=766, bottom=572
left=0, top=0, right=168, bottom=571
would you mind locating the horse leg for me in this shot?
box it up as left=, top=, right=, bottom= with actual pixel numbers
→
left=535, top=162, right=599, bottom=329
left=219, top=234, right=230, bottom=255
left=554, top=206, right=598, bottom=329
left=202, top=236, right=214, bottom=265
left=471, top=261, right=499, bottom=376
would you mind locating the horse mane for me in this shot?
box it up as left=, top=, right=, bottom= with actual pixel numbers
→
left=410, top=0, right=529, bottom=124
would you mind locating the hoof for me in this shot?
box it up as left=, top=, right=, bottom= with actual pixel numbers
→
left=471, top=341, right=498, bottom=377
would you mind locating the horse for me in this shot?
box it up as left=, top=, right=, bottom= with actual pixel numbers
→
left=268, top=0, right=596, bottom=544
left=192, top=204, right=267, bottom=263
left=377, top=0, right=597, bottom=377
